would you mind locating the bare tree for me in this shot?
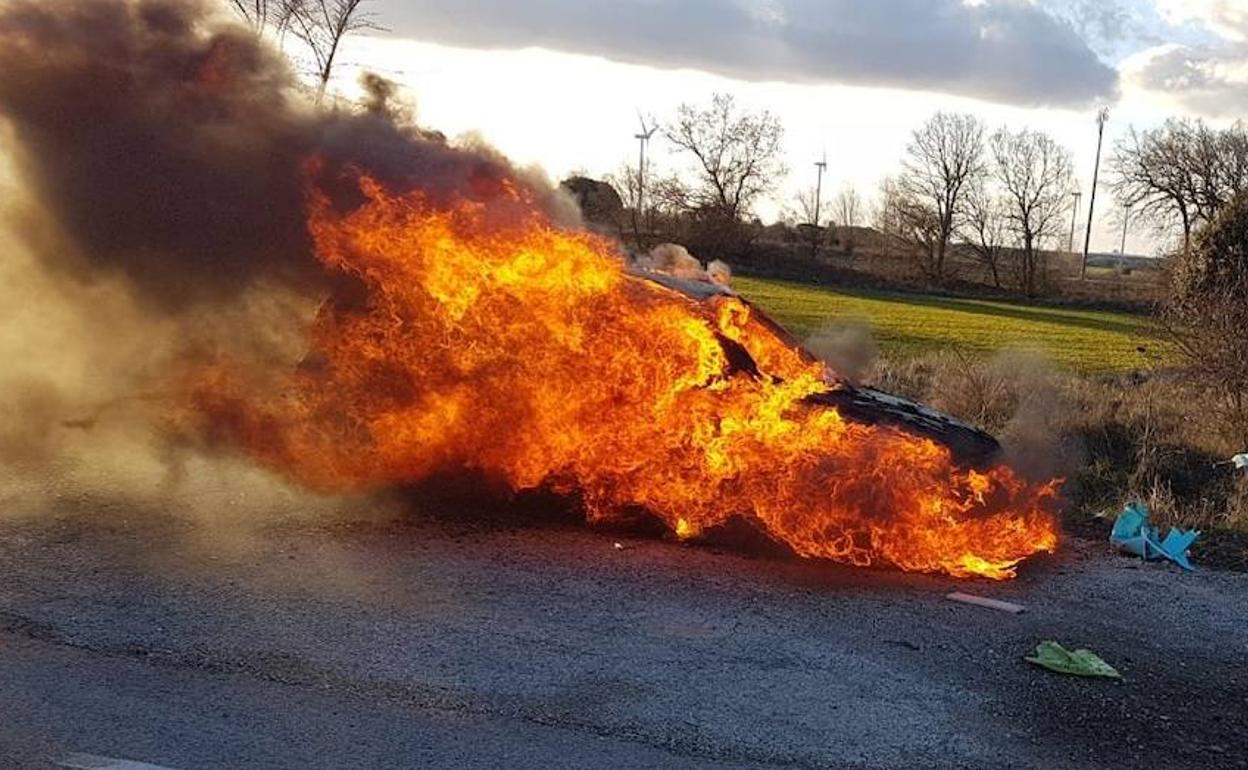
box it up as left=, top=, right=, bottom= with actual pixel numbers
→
left=286, top=0, right=381, bottom=104
left=1110, top=121, right=1199, bottom=248
left=832, top=183, right=862, bottom=254
left=788, top=188, right=824, bottom=226
left=1186, top=121, right=1248, bottom=220
left=876, top=175, right=941, bottom=269
left=1218, top=123, right=1248, bottom=203
left=785, top=187, right=831, bottom=257
left=833, top=184, right=862, bottom=229
left=649, top=174, right=696, bottom=217
left=873, top=177, right=902, bottom=254
left=990, top=128, right=1075, bottom=296
left=606, top=161, right=653, bottom=249
left=226, top=0, right=281, bottom=31
left=664, top=93, right=786, bottom=221
left=633, top=173, right=703, bottom=245
left=1109, top=119, right=1248, bottom=250
left=898, top=112, right=986, bottom=278
left=962, top=184, right=1007, bottom=289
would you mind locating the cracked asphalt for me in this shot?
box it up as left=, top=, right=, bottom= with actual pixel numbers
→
left=0, top=485, right=1246, bottom=770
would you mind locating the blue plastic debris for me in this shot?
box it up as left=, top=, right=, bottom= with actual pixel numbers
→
left=1109, top=502, right=1199, bottom=571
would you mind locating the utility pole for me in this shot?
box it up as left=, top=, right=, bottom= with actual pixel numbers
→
left=812, top=153, right=827, bottom=258
left=1081, top=107, right=1109, bottom=279
left=1067, top=191, right=1082, bottom=252
left=634, top=113, right=657, bottom=249
left=1119, top=203, right=1131, bottom=255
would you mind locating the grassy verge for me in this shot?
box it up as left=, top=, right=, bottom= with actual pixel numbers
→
left=734, top=276, right=1172, bottom=375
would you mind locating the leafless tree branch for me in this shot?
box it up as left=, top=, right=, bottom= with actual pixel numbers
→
left=1109, top=118, right=1248, bottom=250
left=284, top=0, right=383, bottom=104
left=663, top=93, right=786, bottom=222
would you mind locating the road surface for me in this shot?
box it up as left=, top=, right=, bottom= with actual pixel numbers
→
left=1, top=487, right=1245, bottom=769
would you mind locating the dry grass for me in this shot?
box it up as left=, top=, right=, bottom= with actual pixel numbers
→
left=866, top=350, right=1248, bottom=539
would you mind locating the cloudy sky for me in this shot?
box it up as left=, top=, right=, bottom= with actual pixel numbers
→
left=319, top=0, right=1248, bottom=254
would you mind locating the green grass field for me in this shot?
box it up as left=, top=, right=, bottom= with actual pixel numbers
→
left=734, top=276, right=1171, bottom=374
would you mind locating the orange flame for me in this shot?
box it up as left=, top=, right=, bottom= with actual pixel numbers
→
left=191, top=171, right=1059, bottom=580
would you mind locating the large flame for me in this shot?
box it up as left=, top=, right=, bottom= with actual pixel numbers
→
left=191, top=170, right=1059, bottom=580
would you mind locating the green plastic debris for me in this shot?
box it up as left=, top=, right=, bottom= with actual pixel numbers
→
left=1025, top=641, right=1121, bottom=679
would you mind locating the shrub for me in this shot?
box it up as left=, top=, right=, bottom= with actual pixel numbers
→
left=1167, top=193, right=1248, bottom=446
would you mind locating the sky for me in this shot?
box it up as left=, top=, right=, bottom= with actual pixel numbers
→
left=311, top=0, right=1248, bottom=256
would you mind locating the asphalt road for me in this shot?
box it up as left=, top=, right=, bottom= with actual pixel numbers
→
left=1, top=487, right=1246, bottom=769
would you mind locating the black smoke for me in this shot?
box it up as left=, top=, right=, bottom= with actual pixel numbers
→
left=0, top=0, right=580, bottom=499
left=0, top=0, right=570, bottom=311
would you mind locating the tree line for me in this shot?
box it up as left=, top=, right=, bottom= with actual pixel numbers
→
left=603, top=96, right=1247, bottom=298
left=877, top=113, right=1077, bottom=296
left=223, top=0, right=1246, bottom=305
left=1110, top=119, right=1248, bottom=250
left=609, top=101, right=1082, bottom=297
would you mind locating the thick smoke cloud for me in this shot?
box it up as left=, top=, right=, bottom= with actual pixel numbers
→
left=0, top=0, right=574, bottom=511
left=380, top=0, right=1118, bottom=108
left=0, top=0, right=573, bottom=311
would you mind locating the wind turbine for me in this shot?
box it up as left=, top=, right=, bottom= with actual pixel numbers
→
left=811, top=150, right=827, bottom=258
left=634, top=112, right=658, bottom=228
left=814, top=150, right=828, bottom=228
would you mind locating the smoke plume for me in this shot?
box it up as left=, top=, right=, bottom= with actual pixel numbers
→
left=804, top=322, right=879, bottom=385
left=0, top=0, right=574, bottom=511
left=0, top=0, right=573, bottom=310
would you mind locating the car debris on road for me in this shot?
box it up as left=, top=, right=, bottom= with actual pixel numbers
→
left=1025, top=641, right=1122, bottom=679
left=1110, top=502, right=1199, bottom=571
left=945, top=592, right=1026, bottom=614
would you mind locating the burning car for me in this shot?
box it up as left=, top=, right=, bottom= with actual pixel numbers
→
left=633, top=265, right=1003, bottom=468
left=194, top=174, right=1060, bottom=580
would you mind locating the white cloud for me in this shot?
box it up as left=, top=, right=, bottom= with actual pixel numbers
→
left=374, top=0, right=1118, bottom=107
left=1123, top=0, right=1248, bottom=116
left=1155, top=0, right=1248, bottom=43
left=1125, top=42, right=1248, bottom=117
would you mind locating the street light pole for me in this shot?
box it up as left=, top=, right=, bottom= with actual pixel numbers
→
left=1081, top=107, right=1109, bottom=279
left=1120, top=203, right=1131, bottom=255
